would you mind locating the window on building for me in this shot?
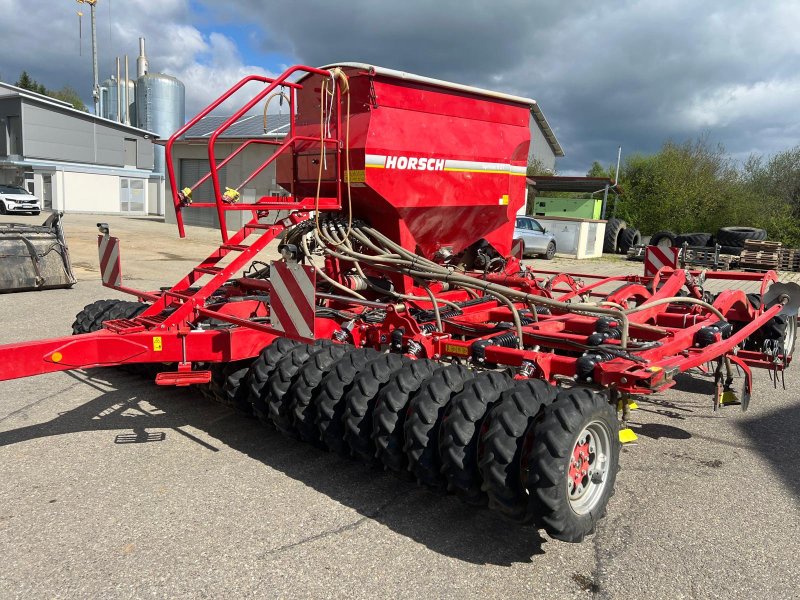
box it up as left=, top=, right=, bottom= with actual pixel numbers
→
left=120, top=178, right=145, bottom=213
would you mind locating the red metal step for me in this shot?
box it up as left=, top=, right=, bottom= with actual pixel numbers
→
left=156, top=370, right=212, bottom=386
left=221, top=243, right=249, bottom=251
left=102, top=318, right=146, bottom=334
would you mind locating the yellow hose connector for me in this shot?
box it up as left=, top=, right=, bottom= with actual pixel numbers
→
left=179, top=187, right=193, bottom=206
left=222, top=187, right=241, bottom=203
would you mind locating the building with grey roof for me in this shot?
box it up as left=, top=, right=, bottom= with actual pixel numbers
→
left=0, top=81, right=162, bottom=215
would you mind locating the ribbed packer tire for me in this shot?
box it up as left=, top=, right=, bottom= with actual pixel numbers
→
left=373, top=359, right=440, bottom=475
left=223, top=361, right=256, bottom=415
left=268, top=341, right=332, bottom=438
left=522, top=387, right=620, bottom=543
left=618, top=228, right=641, bottom=253
left=71, top=299, right=122, bottom=334
left=649, top=230, right=676, bottom=248
left=477, top=379, right=558, bottom=521
left=247, top=338, right=301, bottom=425
left=603, top=218, right=626, bottom=254
left=404, top=365, right=475, bottom=490
left=206, top=364, right=227, bottom=403
left=316, top=348, right=382, bottom=456
left=439, top=371, right=515, bottom=506
left=345, top=354, right=411, bottom=465
left=290, top=344, right=353, bottom=444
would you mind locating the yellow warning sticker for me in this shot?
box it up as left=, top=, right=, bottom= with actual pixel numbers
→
left=345, top=169, right=366, bottom=183
left=499, top=194, right=509, bottom=205
left=153, top=336, right=163, bottom=352
left=445, top=343, right=469, bottom=356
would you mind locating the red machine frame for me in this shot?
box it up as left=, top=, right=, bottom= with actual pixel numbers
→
left=0, top=63, right=794, bottom=409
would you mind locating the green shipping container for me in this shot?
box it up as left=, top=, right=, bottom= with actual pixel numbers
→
left=533, top=196, right=602, bottom=220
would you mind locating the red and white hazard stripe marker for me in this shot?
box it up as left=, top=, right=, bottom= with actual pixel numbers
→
left=644, top=245, right=679, bottom=277
left=511, top=238, right=525, bottom=259
left=269, top=261, right=317, bottom=341
left=97, top=232, right=122, bottom=287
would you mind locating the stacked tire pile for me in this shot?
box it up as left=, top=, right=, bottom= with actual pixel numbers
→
left=646, top=226, right=767, bottom=256
left=72, top=299, right=620, bottom=543
left=603, top=218, right=641, bottom=255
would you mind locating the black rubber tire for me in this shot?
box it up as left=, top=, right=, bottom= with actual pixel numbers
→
left=205, top=364, right=227, bottom=403
left=373, top=358, right=440, bottom=475
left=72, top=299, right=154, bottom=374
left=649, top=230, right=676, bottom=248
left=110, top=301, right=158, bottom=375
left=542, top=241, right=556, bottom=260
left=522, top=387, right=620, bottom=543
left=345, top=354, right=411, bottom=465
left=247, top=338, right=301, bottom=425
left=618, top=228, right=641, bottom=253
left=268, top=341, right=331, bottom=437
left=439, top=370, right=515, bottom=505
left=674, top=232, right=712, bottom=247
left=222, top=360, right=256, bottom=415
left=290, top=344, right=353, bottom=444
left=0, top=202, right=6, bottom=215
left=316, top=348, right=382, bottom=456
left=404, top=365, right=475, bottom=490
left=716, top=226, right=767, bottom=247
left=603, top=218, right=626, bottom=254
left=477, top=379, right=558, bottom=521
left=719, top=245, right=742, bottom=256
left=72, top=299, right=121, bottom=334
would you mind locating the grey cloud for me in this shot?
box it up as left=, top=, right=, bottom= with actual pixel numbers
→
left=3, top=0, right=798, bottom=173
left=215, top=0, right=800, bottom=172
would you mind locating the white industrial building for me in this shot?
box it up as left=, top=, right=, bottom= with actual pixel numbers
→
left=0, top=81, right=161, bottom=214
left=0, top=38, right=184, bottom=216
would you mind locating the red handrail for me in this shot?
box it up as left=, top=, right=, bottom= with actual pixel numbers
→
left=206, top=65, right=336, bottom=242
left=165, top=65, right=338, bottom=240
left=166, top=75, right=290, bottom=238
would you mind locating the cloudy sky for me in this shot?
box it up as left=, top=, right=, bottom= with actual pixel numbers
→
left=1, top=0, right=798, bottom=173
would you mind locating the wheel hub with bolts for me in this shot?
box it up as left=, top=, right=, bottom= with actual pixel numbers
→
left=567, top=423, right=610, bottom=514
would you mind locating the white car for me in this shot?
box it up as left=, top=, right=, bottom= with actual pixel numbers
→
left=0, top=185, right=41, bottom=215
left=514, top=216, right=557, bottom=259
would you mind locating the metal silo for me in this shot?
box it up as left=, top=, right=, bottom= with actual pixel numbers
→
left=136, top=72, right=185, bottom=174
left=99, top=77, right=117, bottom=121
left=99, top=76, right=135, bottom=124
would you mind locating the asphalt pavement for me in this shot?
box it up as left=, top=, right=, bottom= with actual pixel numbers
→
left=0, top=214, right=798, bottom=598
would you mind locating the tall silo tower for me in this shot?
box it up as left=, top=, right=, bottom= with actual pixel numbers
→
left=135, top=38, right=186, bottom=175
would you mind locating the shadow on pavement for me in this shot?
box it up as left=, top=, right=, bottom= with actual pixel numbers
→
left=0, top=367, right=546, bottom=565
left=634, top=423, right=692, bottom=440
left=737, top=404, right=800, bottom=500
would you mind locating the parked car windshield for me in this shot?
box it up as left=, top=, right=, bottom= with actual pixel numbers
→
left=0, top=185, right=32, bottom=195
